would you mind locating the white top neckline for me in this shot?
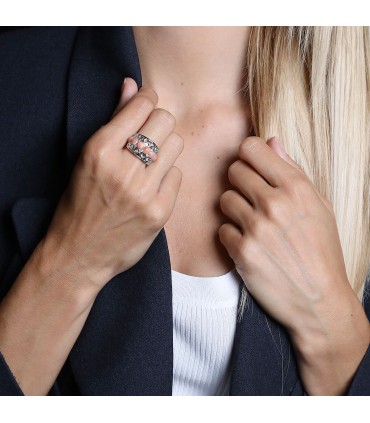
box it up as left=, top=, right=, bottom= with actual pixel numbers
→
left=171, top=267, right=236, bottom=279
left=171, top=267, right=241, bottom=307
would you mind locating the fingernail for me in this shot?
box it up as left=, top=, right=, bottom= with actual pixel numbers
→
left=121, top=77, right=127, bottom=94
left=276, top=138, right=286, bottom=153
left=269, top=136, right=286, bottom=155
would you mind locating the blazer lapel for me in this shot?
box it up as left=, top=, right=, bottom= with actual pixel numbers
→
left=9, top=26, right=301, bottom=395
left=229, top=284, right=300, bottom=395
left=61, top=26, right=302, bottom=395
left=64, top=27, right=173, bottom=395
left=65, top=27, right=142, bottom=175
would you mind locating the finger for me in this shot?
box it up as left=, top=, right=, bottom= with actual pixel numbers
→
left=99, top=85, right=159, bottom=148
left=146, top=132, right=184, bottom=189
left=129, top=107, right=176, bottom=152
left=112, top=77, right=139, bottom=118
left=239, top=136, right=298, bottom=187
left=266, top=137, right=306, bottom=176
left=218, top=222, right=243, bottom=259
left=219, top=189, right=254, bottom=233
left=156, top=165, right=183, bottom=219
left=267, top=137, right=332, bottom=212
left=121, top=107, right=177, bottom=172
left=228, top=160, right=272, bottom=209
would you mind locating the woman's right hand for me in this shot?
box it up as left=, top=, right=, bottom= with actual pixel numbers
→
left=0, top=78, right=184, bottom=396
left=39, top=78, right=184, bottom=293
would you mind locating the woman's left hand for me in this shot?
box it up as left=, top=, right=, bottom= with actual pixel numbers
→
left=219, top=136, right=370, bottom=395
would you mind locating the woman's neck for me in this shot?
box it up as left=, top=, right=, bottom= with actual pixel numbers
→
left=132, top=26, right=251, bottom=119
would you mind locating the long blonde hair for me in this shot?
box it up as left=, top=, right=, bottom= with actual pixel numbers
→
left=238, top=26, right=370, bottom=320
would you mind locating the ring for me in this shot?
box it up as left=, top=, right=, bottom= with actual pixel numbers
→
left=125, top=133, right=159, bottom=166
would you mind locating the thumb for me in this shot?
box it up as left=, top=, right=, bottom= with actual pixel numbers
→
left=266, top=136, right=305, bottom=174
left=112, top=77, right=138, bottom=118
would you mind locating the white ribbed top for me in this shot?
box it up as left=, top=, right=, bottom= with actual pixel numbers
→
left=171, top=267, right=241, bottom=396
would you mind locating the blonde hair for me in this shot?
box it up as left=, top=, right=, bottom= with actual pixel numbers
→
left=238, top=26, right=370, bottom=320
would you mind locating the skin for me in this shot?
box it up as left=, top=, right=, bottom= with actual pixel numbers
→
left=133, top=27, right=370, bottom=394
left=132, top=27, right=251, bottom=117
left=219, top=136, right=370, bottom=395
left=0, top=83, right=183, bottom=395
left=133, top=26, right=253, bottom=277
left=0, top=27, right=368, bottom=395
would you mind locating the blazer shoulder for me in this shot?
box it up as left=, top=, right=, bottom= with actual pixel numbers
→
left=0, top=27, right=78, bottom=288
left=0, top=26, right=78, bottom=98
left=0, top=26, right=77, bottom=49
left=0, top=27, right=78, bottom=80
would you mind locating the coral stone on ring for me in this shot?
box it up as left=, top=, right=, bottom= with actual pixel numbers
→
left=125, top=133, right=159, bottom=165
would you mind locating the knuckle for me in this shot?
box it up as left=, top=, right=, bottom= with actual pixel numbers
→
left=143, top=202, right=165, bottom=229
left=237, top=237, right=249, bottom=258
left=134, top=94, right=156, bottom=116
left=236, top=237, right=254, bottom=264
left=260, top=195, right=287, bottom=222
left=239, top=136, right=262, bottom=156
left=139, top=85, right=159, bottom=104
left=81, top=142, right=109, bottom=173
left=153, top=108, right=176, bottom=127
left=219, top=194, right=226, bottom=212
left=219, top=189, right=233, bottom=209
left=285, top=173, right=311, bottom=199
left=169, top=165, right=183, bottom=182
left=218, top=222, right=228, bottom=238
left=249, top=215, right=266, bottom=239
left=127, top=186, right=149, bottom=210
left=227, top=161, right=240, bottom=182
left=170, top=132, right=184, bottom=151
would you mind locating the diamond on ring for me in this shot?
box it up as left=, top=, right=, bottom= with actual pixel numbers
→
left=125, top=133, right=159, bottom=166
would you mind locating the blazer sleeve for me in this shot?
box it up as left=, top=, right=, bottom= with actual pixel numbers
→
left=0, top=349, right=77, bottom=396
left=0, top=351, right=24, bottom=395
left=346, top=343, right=370, bottom=395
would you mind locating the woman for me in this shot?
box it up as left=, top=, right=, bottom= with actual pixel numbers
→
left=0, top=26, right=369, bottom=396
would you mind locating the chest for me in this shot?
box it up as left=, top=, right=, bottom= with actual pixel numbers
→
left=163, top=136, right=240, bottom=277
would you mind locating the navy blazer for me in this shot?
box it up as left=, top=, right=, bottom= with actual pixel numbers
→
left=0, top=27, right=369, bottom=396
